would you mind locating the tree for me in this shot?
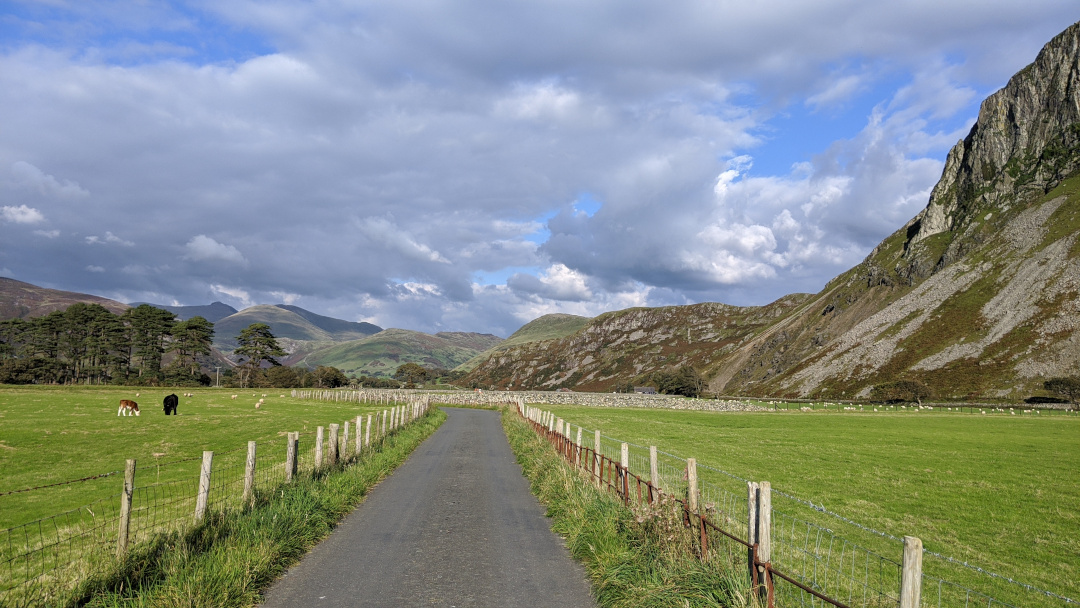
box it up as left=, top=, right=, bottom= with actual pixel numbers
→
left=649, top=365, right=705, bottom=397
left=870, top=380, right=933, bottom=405
left=169, top=316, right=215, bottom=377
left=266, top=365, right=300, bottom=388
left=1044, top=377, right=1080, bottom=406
left=124, top=304, right=176, bottom=383
left=393, top=362, right=429, bottom=386
left=234, top=323, right=286, bottom=388
left=312, top=365, right=349, bottom=388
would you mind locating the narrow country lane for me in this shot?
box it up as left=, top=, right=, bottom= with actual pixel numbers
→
left=259, top=407, right=597, bottom=608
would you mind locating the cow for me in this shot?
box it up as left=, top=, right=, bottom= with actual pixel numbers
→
left=118, top=399, right=140, bottom=416
left=163, top=394, right=179, bottom=415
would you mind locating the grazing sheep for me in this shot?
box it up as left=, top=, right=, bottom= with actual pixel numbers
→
left=118, top=400, right=140, bottom=416
left=231, top=395, right=237, bottom=400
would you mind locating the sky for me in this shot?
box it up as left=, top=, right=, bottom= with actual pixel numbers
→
left=0, top=1, right=1076, bottom=337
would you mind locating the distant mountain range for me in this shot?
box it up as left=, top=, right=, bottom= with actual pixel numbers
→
left=0, top=279, right=500, bottom=378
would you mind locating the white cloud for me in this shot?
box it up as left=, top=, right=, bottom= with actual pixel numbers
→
left=86, top=232, right=134, bottom=246
left=358, top=218, right=450, bottom=264
left=210, top=284, right=254, bottom=308
left=86, top=265, right=105, bottom=272
left=1, top=205, right=45, bottom=224
left=271, top=291, right=301, bottom=305
left=10, top=162, right=89, bottom=200
left=183, top=235, right=247, bottom=265
left=806, top=74, right=865, bottom=110
left=508, top=263, right=593, bottom=301
left=34, top=229, right=60, bottom=238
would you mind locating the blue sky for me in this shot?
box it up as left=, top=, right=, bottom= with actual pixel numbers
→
left=0, top=1, right=1076, bottom=336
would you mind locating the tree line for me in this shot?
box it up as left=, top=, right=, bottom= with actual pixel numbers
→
left=0, top=303, right=213, bottom=386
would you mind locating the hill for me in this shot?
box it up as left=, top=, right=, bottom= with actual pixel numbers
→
left=130, top=301, right=238, bottom=323
left=0, top=277, right=129, bottom=319
left=292, top=329, right=501, bottom=377
left=455, top=313, right=591, bottom=372
left=465, top=21, right=1080, bottom=401
left=273, top=305, right=381, bottom=340
left=213, top=305, right=336, bottom=352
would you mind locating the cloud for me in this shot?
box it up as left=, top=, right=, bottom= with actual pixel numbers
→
left=1, top=205, right=45, bottom=224
left=86, top=265, right=105, bottom=272
left=0, top=1, right=1074, bottom=334
left=508, top=263, right=593, bottom=302
left=10, top=162, right=89, bottom=200
left=85, top=232, right=134, bottom=246
left=183, top=235, right=247, bottom=265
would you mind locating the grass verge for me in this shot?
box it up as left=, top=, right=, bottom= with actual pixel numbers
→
left=68, top=408, right=446, bottom=608
left=501, top=408, right=758, bottom=608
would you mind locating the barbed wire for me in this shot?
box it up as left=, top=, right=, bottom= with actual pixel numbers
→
left=923, top=549, right=1080, bottom=605
left=0, top=470, right=121, bottom=497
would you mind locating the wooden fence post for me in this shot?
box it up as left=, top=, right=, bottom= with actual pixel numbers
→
left=328, top=424, right=339, bottom=466
left=649, top=446, right=659, bottom=501
left=343, top=421, right=350, bottom=458
left=366, top=414, right=372, bottom=447
left=316, top=426, right=325, bottom=469
left=576, top=427, right=583, bottom=467
left=116, top=459, right=136, bottom=558
left=243, top=441, right=256, bottom=507
left=900, top=536, right=923, bottom=608
left=747, top=481, right=759, bottom=585
left=687, top=458, right=699, bottom=513
left=594, top=430, right=602, bottom=486
left=620, top=443, right=630, bottom=502
left=194, top=451, right=213, bottom=523
left=758, top=481, right=773, bottom=606
left=355, top=415, right=364, bottom=456
left=286, top=432, right=297, bottom=482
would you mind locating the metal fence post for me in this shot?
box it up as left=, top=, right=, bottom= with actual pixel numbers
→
left=116, top=459, right=136, bottom=558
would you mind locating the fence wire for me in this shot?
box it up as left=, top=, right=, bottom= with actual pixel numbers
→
left=0, top=395, right=431, bottom=608
left=523, top=402, right=1077, bottom=608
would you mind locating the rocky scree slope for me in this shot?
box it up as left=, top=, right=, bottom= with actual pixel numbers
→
left=465, top=21, right=1080, bottom=400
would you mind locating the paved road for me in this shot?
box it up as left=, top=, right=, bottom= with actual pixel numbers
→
left=259, top=407, right=597, bottom=608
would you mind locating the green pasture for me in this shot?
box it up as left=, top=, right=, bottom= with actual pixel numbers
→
left=0, top=386, right=394, bottom=530
left=538, top=403, right=1080, bottom=603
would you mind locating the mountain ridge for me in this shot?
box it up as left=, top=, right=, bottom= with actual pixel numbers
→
left=464, top=21, right=1080, bottom=401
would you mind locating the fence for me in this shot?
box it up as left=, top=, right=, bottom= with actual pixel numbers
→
left=0, top=396, right=433, bottom=608
left=516, top=401, right=1078, bottom=608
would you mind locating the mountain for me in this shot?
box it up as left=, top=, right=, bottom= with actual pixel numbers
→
left=213, top=305, right=336, bottom=351
left=455, top=313, right=592, bottom=372
left=465, top=21, right=1080, bottom=401
left=291, top=329, right=502, bottom=377
left=0, top=277, right=129, bottom=319
left=130, top=301, right=238, bottom=323
left=273, top=305, right=381, bottom=340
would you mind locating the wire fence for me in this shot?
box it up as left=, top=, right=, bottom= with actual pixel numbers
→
left=518, top=401, right=1078, bottom=608
left=0, top=396, right=432, bottom=608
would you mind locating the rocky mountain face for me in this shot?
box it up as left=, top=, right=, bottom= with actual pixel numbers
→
left=465, top=21, right=1080, bottom=401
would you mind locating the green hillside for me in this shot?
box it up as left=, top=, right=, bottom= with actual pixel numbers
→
left=295, top=329, right=496, bottom=377
left=213, top=305, right=334, bottom=351
left=455, top=313, right=590, bottom=372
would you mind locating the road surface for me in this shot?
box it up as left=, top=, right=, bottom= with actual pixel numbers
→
left=259, top=407, right=597, bottom=607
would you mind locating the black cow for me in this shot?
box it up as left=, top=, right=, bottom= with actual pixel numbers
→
left=163, top=394, right=179, bottom=415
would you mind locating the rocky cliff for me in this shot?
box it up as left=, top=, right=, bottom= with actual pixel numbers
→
left=465, top=21, right=1080, bottom=401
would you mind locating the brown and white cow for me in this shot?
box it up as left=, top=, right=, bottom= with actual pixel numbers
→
left=118, top=399, right=140, bottom=416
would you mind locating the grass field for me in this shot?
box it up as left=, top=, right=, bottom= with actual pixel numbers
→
left=0, top=386, right=397, bottom=530
left=536, top=403, right=1080, bottom=604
